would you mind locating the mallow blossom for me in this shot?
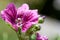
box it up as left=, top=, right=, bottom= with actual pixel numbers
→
left=1, top=3, right=48, bottom=40
left=36, top=33, right=48, bottom=40
left=1, top=3, right=39, bottom=32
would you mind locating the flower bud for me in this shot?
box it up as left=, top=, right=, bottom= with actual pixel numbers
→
left=38, top=17, right=44, bottom=23
left=32, top=24, right=41, bottom=32
left=26, top=24, right=41, bottom=35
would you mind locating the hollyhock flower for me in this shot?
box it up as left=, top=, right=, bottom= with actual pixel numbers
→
left=1, top=3, right=39, bottom=32
left=36, top=33, right=48, bottom=40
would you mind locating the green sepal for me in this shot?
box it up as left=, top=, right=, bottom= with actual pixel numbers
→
left=26, top=24, right=41, bottom=36
left=32, top=24, right=41, bottom=32
left=29, top=33, right=36, bottom=40
left=17, top=27, right=21, bottom=34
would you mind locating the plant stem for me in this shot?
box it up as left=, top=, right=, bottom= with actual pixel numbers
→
left=19, top=35, right=22, bottom=40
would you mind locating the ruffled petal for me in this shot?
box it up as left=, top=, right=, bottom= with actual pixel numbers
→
left=18, top=3, right=29, bottom=11
left=6, top=3, right=17, bottom=19
left=1, top=3, right=18, bottom=31
left=28, top=10, right=39, bottom=22
left=1, top=3, right=17, bottom=24
left=1, top=10, right=12, bottom=24
left=17, top=4, right=29, bottom=18
left=1, top=10, right=18, bottom=31
left=22, top=10, right=39, bottom=23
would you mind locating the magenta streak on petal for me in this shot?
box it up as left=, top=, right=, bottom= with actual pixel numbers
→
left=18, top=9, right=39, bottom=32
left=22, top=22, right=34, bottom=32
left=22, top=10, right=38, bottom=23
left=6, top=3, right=17, bottom=19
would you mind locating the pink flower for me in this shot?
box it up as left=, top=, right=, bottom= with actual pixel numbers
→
left=36, top=33, right=48, bottom=40
left=1, top=3, right=39, bottom=32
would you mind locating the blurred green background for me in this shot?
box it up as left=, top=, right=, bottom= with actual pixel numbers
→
left=0, top=0, right=60, bottom=40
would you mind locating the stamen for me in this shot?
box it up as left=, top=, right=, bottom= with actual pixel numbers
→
left=16, top=18, right=23, bottom=27
left=20, top=24, right=23, bottom=27
left=18, top=18, right=21, bottom=21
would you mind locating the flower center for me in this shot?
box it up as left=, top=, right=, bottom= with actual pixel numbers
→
left=16, top=18, right=22, bottom=27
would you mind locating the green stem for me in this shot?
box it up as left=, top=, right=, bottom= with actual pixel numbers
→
left=18, top=35, right=23, bottom=40
left=29, top=35, right=31, bottom=40
left=16, top=28, right=22, bottom=40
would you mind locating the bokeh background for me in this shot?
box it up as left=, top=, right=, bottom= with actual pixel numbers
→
left=0, top=0, right=60, bottom=40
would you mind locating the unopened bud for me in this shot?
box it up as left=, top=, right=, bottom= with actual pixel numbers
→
left=38, top=17, right=44, bottom=23
left=32, top=24, right=41, bottom=32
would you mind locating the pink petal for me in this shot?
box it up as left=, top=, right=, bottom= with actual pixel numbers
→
left=17, top=4, right=29, bottom=18
left=36, top=33, right=48, bottom=40
left=22, top=10, right=39, bottom=23
left=28, top=10, right=39, bottom=22
left=12, top=24, right=18, bottom=32
left=6, top=3, right=17, bottom=19
left=1, top=3, right=18, bottom=31
left=18, top=3, right=29, bottom=11
left=22, top=22, right=35, bottom=32
left=1, top=10, right=12, bottom=24
left=1, top=3, right=17, bottom=23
